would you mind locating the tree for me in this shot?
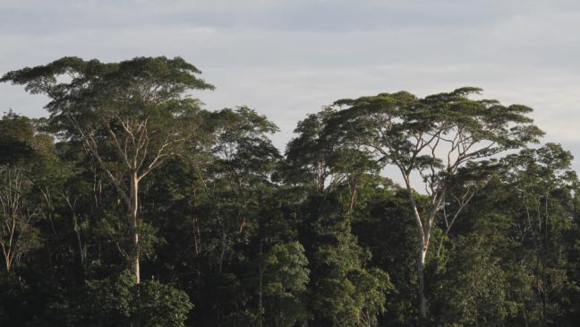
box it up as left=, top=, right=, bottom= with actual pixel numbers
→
left=422, top=143, right=580, bottom=326
left=261, top=241, right=310, bottom=327
left=1, top=56, right=214, bottom=283
left=352, top=182, right=421, bottom=326
left=286, top=109, right=392, bottom=326
left=53, top=270, right=193, bottom=327
left=0, top=111, right=37, bottom=165
left=502, top=143, right=579, bottom=326
left=330, top=87, right=543, bottom=320
left=206, top=106, right=280, bottom=274
left=284, top=107, right=337, bottom=191
left=163, top=106, right=283, bottom=326
left=0, top=112, right=50, bottom=273
left=284, top=107, right=379, bottom=214
left=296, top=190, right=392, bottom=327
left=0, top=166, right=41, bottom=272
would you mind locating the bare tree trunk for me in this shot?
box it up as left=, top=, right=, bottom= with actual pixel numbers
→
left=347, top=180, right=358, bottom=216
left=1, top=216, right=15, bottom=273
left=418, top=245, right=427, bottom=320
left=3, top=245, right=12, bottom=273
left=403, top=174, right=430, bottom=321
left=130, top=172, right=141, bottom=284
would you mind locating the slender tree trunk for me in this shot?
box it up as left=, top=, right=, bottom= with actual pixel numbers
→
left=418, top=239, right=428, bottom=320
left=412, top=217, right=429, bottom=321
left=3, top=251, right=11, bottom=273
left=130, top=172, right=141, bottom=284
left=403, top=174, right=430, bottom=321
left=347, top=180, right=358, bottom=216
left=218, top=230, right=227, bottom=274
left=1, top=216, right=16, bottom=273
left=403, top=174, right=431, bottom=321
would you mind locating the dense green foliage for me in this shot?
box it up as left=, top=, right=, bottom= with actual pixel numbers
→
left=1, top=57, right=580, bottom=326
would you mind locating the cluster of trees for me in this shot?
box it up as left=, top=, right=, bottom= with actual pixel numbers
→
left=0, top=56, right=579, bottom=326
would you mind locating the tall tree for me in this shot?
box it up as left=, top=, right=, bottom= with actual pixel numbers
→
left=0, top=112, right=51, bottom=273
left=0, top=165, right=41, bottom=273
left=1, top=56, right=214, bottom=283
left=504, top=143, right=579, bottom=326
left=330, top=87, right=543, bottom=320
left=286, top=110, right=391, bottom=326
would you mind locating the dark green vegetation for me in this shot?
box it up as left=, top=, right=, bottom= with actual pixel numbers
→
left=1, top=57, right=579, bottom=326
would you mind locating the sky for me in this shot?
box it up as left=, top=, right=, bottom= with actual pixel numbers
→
left=1, top=0, right=580, bottom=171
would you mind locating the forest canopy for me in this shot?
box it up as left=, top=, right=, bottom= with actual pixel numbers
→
left=1, top=56, right=579, bottom=327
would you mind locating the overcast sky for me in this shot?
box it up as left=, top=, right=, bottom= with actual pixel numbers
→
left=1, top=0, right=579, bottom=171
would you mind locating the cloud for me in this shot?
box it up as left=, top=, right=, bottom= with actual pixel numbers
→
left=3, top=0, right=575, bottom=34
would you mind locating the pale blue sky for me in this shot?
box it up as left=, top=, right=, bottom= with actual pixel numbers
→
left=1, top=0, right=579, bottom=170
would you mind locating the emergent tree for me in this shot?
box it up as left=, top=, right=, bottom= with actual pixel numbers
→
left=1, top=56, right=214, bottom=283
left=330, top=87, right=544, bottom=320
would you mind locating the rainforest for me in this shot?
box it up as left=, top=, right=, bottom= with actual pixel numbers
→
left=0, top=57, right=579, bottom=327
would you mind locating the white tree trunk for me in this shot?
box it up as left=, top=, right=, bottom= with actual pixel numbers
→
left=418, top=245, right=427, bottom=320
left=130, top=172, right=141, bottom=284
